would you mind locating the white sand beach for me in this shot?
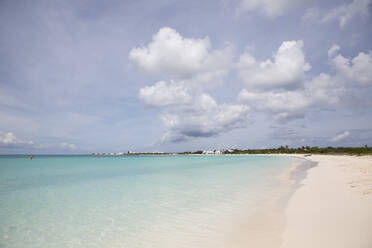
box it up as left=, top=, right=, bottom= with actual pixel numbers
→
left=281, top=155, right=372, bottom=248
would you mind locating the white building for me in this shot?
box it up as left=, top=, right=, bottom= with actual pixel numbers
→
left=202, top=150, right=222, bottom=155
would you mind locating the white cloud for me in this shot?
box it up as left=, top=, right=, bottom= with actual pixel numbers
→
left=238, top=73, right=343, bottom=121
left=0, top=131, right=80, bottom=151
left=238, top=89, right=311, bottom=120
left=331, top=131, right=350, bottom=142
left=0, top=131, right=34, bottom=148
left=238, top=0, right=304, bottom=18
left=129, top=27, right=210, bottom=77
left=323, top=0, right=371, bottom=27
left=139, top=81, right=192, bottom=107
left=0, top=132, right=18, bottom=144
left=237, top=40, right=311, bottom=90
left=132, top=28, right=372, bottom=143
left=237, top=42, right=362, bottom=121
left=305, top=73, right=344, bottom=106
left=237, top=42, right=372, bottom=122
left=129, top=27, right=232, bottom=86
left=330, top=49, right=372, bottom=86
left=328, top=44, right=341, bottom=58
left=161, top=94, right=250, bottom=142
left=132, top=27, right=250, bottom=143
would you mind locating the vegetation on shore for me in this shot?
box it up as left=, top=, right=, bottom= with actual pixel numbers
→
left=199, top=146, right=372, bottom=156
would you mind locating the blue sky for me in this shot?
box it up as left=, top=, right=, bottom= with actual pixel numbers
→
left=0, top=0, right=371, bottom=154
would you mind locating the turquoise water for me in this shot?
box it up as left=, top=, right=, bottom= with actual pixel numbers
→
left=0, top=155, right=296, bottom=248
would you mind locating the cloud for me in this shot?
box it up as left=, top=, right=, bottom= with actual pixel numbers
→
left=237, top=40, right=311, bottom=91
left=322, top=0, right=371, bottom=28
left=139, top=81, right=192, bottom=107
left=238, top=73, right=343, bottom=121
left=237, top=40, right=319, bottom=121
left=238, top=89, right=311, bottom=120
left=0, top=131, right=80, bottom=152
left=331, top=130, right=350, bottom=142
left=0, top=131, right=34, bottom=148
left=328, top=44, right=341, bottom=57
left=341, top=129, right=372, bottom=146
left=329, top=47, right=372, bottom=87
left=237, top=43, right=372, bottom=122
left=133, top=27, right=250, bottom=143
left=238, top=0, right=305, bottom=18
left=129, top=27, right=233, bottom=86
left=161, top=94, right=250, bottom=142
left=0, top=132, right=20, bottom=145
left=133, top=28, right=372, bottom=144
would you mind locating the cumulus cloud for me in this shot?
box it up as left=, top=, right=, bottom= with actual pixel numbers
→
left=139, top=81, right=192, bottom=107
left=238, top=89, right=311, bottom=120
left=331, top=131, right=350, bottom=142
left=132, top=27, right=250, bottom=143
left=329, top=47, right=372, bottom=86
left=238, top=0, right=304, bottom=18
left=323, top=0, right=371, bottom=27
left=0, top=131, right=34, bottom=148
left=237, top=43, right=372, bottom=122
left=133, top=28, right=372, bottom=143
left=129, top=27, right=233, bottom=86
left=238, top=73, right=343, bottom=121
left=328, top=44, right=341, bottom=58
left=161, top=94, right=250, bottom=142
left=237, top=40, right=311, bottom=90
left=0, top=131, right=80, bottom=152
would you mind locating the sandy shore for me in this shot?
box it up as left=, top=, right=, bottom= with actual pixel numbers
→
left=281, top=155, right=372, bottom=248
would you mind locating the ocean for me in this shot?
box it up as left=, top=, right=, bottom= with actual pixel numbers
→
left=0, top=155, right=309, bottom=248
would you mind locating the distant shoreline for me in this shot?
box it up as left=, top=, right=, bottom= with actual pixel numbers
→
left=2, top=146, right=371, bottom=156
left=90, top=146, right=372, bottom=156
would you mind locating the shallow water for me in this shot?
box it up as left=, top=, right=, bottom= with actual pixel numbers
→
left=0, top=155, right=298, bottom=248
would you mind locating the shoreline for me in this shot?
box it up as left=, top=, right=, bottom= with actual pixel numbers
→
left=280, top=155, right=372, bottom=248
left=225, top=155, right=315, bottom=248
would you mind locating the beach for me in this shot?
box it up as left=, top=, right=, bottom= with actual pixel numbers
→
left=281, top=155, right=372, bottom=248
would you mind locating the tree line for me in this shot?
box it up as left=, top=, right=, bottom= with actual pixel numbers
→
left=185, top=146, right=372, bottom=156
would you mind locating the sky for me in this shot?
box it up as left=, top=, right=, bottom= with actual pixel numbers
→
left=0, top=0, right=372, bottom=154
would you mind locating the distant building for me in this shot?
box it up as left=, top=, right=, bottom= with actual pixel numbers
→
left=202, top=150, right=221, bottom=155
